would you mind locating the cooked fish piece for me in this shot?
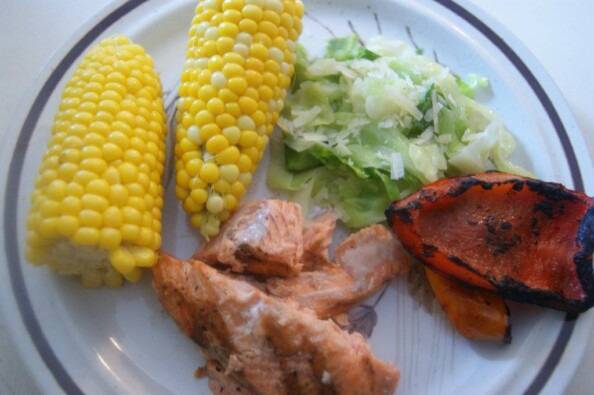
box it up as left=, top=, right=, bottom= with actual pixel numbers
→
left=267, top=225, right=411, bottom=319
left=206, top=361, right=252, bottom=395
left=194, top=200, right=304, bottom=277
left=302, top=211, right=337, bottom=269
left=335, top=224, right=411, bottom=292
left=153, top=254, right=399, bottom=395
left=267, top=264, right=355, bottom=318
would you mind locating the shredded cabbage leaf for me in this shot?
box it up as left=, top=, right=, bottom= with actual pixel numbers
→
left=268, top=35, right=528, bottom=228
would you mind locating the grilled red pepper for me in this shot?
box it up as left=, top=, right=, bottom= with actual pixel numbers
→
left=387, top=172, right=594, bottom=313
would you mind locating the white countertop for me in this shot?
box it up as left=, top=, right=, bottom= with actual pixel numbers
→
left=1, top=0, right=593, bottom=393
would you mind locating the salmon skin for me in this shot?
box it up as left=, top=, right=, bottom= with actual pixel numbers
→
left=386, top=172, right=594, bottom=313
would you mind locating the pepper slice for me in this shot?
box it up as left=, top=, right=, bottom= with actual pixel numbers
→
left=425, top=268, right=510, bottom=343
left=386, top=172, right=594, bottom=313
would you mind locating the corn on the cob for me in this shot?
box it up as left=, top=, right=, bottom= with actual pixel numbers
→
left=174, top=0, right=304, bottom=237
left=26, top=36, right=167, bottom=287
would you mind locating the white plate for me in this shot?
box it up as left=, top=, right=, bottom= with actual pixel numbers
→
left=1, top=0, right=593, bottom=394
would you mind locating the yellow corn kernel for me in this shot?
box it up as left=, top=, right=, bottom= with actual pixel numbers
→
left=190, top=213, right=203, bottom=228
left=223, top=63, right=245, bottom=78
left=200, top=163, right=220, bottom=183
left=223, top=0, right=243, bottom=11
left=239, top=19, right=258, bottom=34
left=238, top=96, right=258, bottom=114
left=109, top=184, right=129, bottom=206
left=239, top=130, right=258, bottom=147
left=191, top=188, right=208, bottom=204
left=206, top=134, right=230, bottom=154
left=199, top=85, right=217, bottom=101
left=185, top=158, right=204, bottom=176
left=219, top=88, right=238, bottom=103
left=242, top=4, right=263, bottom=21
left=217, top=37, right=235, bottom=54
left=175, top=186, right=188, bottom=200
left=238, top=172, right=253, bottom=186
left=86, top=179, right=110, bottom=197
left=250, top=43, right=268, bottom=60
left=207, top=97, right=225, bottom=114
left=237, top=114, right=256, bottom=130
left=220, top=164, right=240, bottom=182
left=222, top=126, right=241, bottom=144
left=216, top=146, right=240, bottom=164
left=132, top=247, right=156, bottom=267
left=245, top=70, right=263, bottom=86
left=214, top=179, right=231, bottom=194
left=223, top=9, right=242, bottom=24
left=222, top=52, right=245, bottom=66
left=99, top=228, right=122, bottom=250
left=206, top=194, right=224, bottom=214
left=72, top=227, right=100, bottom=245
left=79, top=209, right=103, bottom=227
left=110, top=248, right=135, bottom=274
left=237, top=154, right=252, bottom=172
left=225, top=103, right=241, bottom=117
left=228, top=77, right=248, bottom=95
left=57, top=215, right=79, bottom=236
left=224, top=194, right=237, bottom=210
left=103, top=143, right=123, bottom=161
left=230, top=181, right=245, bottom=198
left=118, top=162, right=138, bottom=183
left=195, top=109, right=214, bottom=126
left=216, top=113, right=236, bottom=128
left=184, top=196, right=202, bottom=213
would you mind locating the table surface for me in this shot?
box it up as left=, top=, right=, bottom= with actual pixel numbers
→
left=1, top=0, right=593, bottom=394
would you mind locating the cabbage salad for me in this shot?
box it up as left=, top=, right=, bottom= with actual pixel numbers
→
left=267, top=36, right=527, bottom=228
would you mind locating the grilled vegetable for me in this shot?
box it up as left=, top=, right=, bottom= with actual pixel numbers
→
left=387, top=172, right=594, bottom=313
left=25, top=36, right=167, bottom=287
left=425, top=268, right=510, bottom=343
left=174, top=0, right=304, bottom=237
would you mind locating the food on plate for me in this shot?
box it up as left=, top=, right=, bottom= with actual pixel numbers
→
left=173, top=0, right=305, bottom=238
left=267, top=35, right=528, bottom=228
left=267, top=265, right=356, bottom=318
left=302, top=211, right=337, bottom=268
left=25, top=36, right=166, bottom=287
left=205, top=360, right=251, bottom=394
left=195, top=198, right=406, bottom=319
left=195, top=199, right=304, bottom=277
left=387, top=172, right=594, bottom=313
left=153, top=253, right=400, bottom=395
left=425, top=268, right=511, bottom=343
left=268, top=224, right=410, bottom=318
left=335, top=224, right=411, bottom=289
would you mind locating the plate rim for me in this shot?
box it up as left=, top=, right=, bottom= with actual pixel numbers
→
left=1, top=0, right=591, bottom=394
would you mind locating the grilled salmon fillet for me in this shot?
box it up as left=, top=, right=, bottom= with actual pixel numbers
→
left=267, top=225, right=411, bottom=318
left=302, top=211, right=337, bottom=269
left=195, top=200, right=304, bottom=277
left=153, top=254, right=399, bottom=395
left=335, top=225, right=411, bottom=292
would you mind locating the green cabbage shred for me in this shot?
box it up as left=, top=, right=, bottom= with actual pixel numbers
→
left=267, top=36, right=527, bottom=228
